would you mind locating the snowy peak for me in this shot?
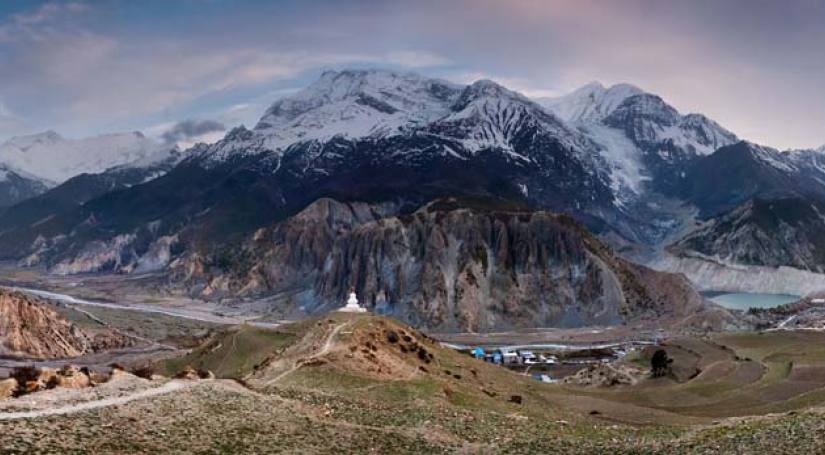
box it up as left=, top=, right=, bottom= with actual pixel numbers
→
left=605, top=93, right=681, bottom=127
left=3, top=130, right=65, bottom=151
left=0, top=131, right=169, bottom=183
left=601, top=93, right=737, bottom=156
left=451, top=79, right=529, bottom=109
left=254, top=69, right=462, bottom=149
left=434, top=79, right=582, bottom=153
left=544, top=81, right=738, bottom=157
left=189, top=126, right=271, bottom=164
left=542, top=81, right=644, bottom=123
left=677, top=113, right=740, bottom=155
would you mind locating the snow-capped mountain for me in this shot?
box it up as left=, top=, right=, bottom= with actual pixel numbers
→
left=543, top=82, right=737, bottom=157
left=253, top=69, right=462, bottom=151
left=603, top=95, right=737, bottom=157
left=3, top=67, right=825, bottom=283
left=540, top=81, right=644, bottom=123
left=542, top=83, right=739, bottom=199
left=0, top=163, right=49, bottom=207
left=0, top=131, right=169, bottom=183
left=0, top=70, right=625, bottom=273
left=425, top=79, right=589, bottom=156
left=189, top=70, right=614, bottom=220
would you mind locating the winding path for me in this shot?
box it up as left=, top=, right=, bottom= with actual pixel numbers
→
left=0, top=380, right=192, bottom=421
left=265, top=321, right=350, bottom=385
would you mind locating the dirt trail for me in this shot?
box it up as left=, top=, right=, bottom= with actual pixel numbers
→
left=215, top=331, right=239, bottom=374
left=265, top=321, right=350, bottom=385
left=0, top=380, right=192, bottom=421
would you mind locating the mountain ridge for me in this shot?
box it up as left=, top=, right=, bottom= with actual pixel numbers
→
left=2, top=68, right=825, bottom=301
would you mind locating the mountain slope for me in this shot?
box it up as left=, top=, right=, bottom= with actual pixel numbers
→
left=168, top=198, right=724, bottom=332
left=656, top=143, right=825, bottom=288
left=0, top=149, right=182, bottom=270
left=0, top=164, right=49, bottom=207
left=674, top=141, right=825, bottom=217
left=544, top=82, right=739, bottom=199
left=254, top=69, right=461, bottom=149
left=0, top=71, right=626, bottom=274
left=669, top=196, right=825, bottom=272
left=4, top=68, right=823, bottom=292
left=541, top=81, right=644, bottom=123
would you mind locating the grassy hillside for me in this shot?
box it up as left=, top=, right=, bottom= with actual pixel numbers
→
left=158, top=324, right=298, bottom=379
left=5, top=313, right=825, bottom=452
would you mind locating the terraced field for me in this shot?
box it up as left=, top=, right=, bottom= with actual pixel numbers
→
left=578, top=331, right=825, bottom=419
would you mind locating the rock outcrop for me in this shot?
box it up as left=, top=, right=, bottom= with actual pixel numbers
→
left=0, top=289, right=135, bottom=359
left=562, top=363, right=645, bottom=387
left=171, top=198, right=725, bottom=332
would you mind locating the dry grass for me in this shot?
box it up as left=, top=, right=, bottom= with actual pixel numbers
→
left=5, top=315, right=825, bottom=453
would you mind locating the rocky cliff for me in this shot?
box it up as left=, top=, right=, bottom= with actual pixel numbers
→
left=170, top=198, right=725, bottom=332
left=0, top=289, right=133, bottom=359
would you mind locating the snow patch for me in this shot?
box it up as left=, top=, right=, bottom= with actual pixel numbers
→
left=541, top=82, right=644, bottom=123
left=579, top=124, right=649, bottom=205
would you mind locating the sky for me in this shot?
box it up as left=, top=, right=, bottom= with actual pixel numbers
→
left=0, top=0, right=823, bottom=150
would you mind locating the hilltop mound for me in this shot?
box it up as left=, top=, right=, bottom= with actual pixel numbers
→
left=166, top=312, right=550, bottom=413
left=0, top=289, right=134, bottom=359
left=250, top=313, right=445, bottom=384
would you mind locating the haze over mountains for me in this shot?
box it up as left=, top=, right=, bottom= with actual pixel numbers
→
left=0, top=131, right=178, bottom=207
left=1, top=68, right=824, bottom=327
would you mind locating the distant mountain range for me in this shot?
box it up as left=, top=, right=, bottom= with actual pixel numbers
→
left=1, top=68, right=823, bottom=326
left=0, top=130, right=169, bottom=183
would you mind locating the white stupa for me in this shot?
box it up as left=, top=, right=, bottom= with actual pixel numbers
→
left=339, top=288, right=367, bottom=313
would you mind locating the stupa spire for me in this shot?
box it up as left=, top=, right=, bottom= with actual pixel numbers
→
left=339, top=287, right=367, bottom=313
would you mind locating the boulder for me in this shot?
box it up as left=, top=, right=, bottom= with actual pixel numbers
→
left=0, top=378, right=18, bottom=399
left=174, top=366, right=200, bottom=380
left=54, top=365, right=91, bottom=389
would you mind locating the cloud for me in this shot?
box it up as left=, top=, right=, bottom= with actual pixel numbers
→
left=0, top=1, right=823, bottom=149
left=0, top=2, right=90, bottom=43
left=0, top=101, right=29, bottom=139
left=383, top=50, right=450, bottom=68
left=444, top=72, right=563, bottom=98
left=160, top=119, right=226, bottom=145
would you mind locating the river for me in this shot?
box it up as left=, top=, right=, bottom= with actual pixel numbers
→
left=7, top=286, right=283, bottom=329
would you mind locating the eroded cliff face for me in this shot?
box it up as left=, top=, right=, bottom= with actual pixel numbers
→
left=0, top=289, right=133, bottom=359
left=170, top=198, right=716, bottom=332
